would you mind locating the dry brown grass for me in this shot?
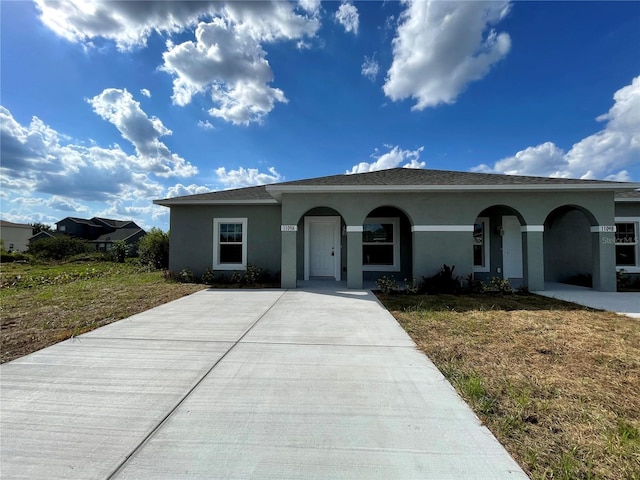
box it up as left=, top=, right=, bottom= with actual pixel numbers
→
left=378, top=293, right=640, bottom=480
left=1, top=263, right=204, bottom=363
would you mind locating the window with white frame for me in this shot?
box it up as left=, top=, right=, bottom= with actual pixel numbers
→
left=362, top=217, right=400, bottom=271
left=615, top=220, right=638, bottom=268
left=473, top=217, right=490, bottom=272
left=213, top=218, right=247, bottom=270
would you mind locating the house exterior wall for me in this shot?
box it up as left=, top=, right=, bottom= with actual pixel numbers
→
left=615, top=202, right=639, bottom=217
left=168, top=204, right=282, bottom=277
left=165, top=188, right=619, bottom=291
left=544, top=209, right=593, bottom=283
left=0, top=224, right=32, bottom=252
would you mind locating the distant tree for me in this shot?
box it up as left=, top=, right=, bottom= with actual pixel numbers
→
left=28, top=236, right=91, bottom=260
left=110, top=240, right=129, bottom=263
left=137, top=228, right=169, bottom=269
left=31, top=222, right=53, bottom=235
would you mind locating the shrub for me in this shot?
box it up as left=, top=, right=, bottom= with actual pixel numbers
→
left=484, top=276, right=513, bottom=294
left=177, top=268, right=196, bottom=283
left=28, top=236, right=91, bottom=260
left=137, top=228, right=169, bottom=269
left=421, top=264, right=461, bottom=294
left=376, top=275, right=399, bottom=294
left=200, top=268, right=216, bottom=285
left=110, top=240, right=129, bottom=263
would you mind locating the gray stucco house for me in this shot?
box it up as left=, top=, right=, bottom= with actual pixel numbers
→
left=155, top=168, right=640, bottom=291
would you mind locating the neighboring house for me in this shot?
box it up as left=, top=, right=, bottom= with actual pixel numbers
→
left=154, top=168, right=640, bottom=292
left=0, top=220, right=33, bottom=252
left=33, top=217, right=146, bottom=252
left=615, top=190, right=640, bottom=281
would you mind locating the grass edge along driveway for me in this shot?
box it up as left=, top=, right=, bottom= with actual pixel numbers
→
left=377, top=292, right=640, bottom=480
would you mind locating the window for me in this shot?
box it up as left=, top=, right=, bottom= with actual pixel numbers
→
left=59, top=225, right=66, bottom=232
left=615, top=222, right=637, bottom=267
left=362, top=217, right=399, bottom=271
left=473, top=217, right=490, bottom=272
left=213, top=218, right=247, bottom=270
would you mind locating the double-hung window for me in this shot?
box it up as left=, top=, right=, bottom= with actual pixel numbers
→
left=473, top=217, right=490, bottom=272
left=362, top=217, right=400, bottom=271
left=615, top=221, right=638, bottom=268
left=213, top=218, right=247, bottom=270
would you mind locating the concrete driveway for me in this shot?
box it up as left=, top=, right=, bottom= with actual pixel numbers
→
left=1, top=288, right=528, bottom=479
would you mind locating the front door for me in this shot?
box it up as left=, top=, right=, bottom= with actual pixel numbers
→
left=502, top=215, right=523, bottom=279
left=305, top=216, right=340, bottom=280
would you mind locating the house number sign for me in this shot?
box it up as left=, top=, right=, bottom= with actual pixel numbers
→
left=599, top=226, right=616, bottom=233
left=281, top=225, right=298, bottom=232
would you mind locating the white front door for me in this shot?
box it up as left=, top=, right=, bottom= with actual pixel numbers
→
left=305, top=216, right=340, bottom=280
left=502, top=215, right=523, bottom=279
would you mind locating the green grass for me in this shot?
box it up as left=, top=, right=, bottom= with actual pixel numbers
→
left=377, top=291, right=640, bottom=480
left=1, top=259, right=204, bottom=363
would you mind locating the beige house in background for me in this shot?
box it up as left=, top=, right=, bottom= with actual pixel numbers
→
left=0, top=220, right=32, bottom=252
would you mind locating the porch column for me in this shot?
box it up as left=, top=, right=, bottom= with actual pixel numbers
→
left=280, top=226, right=297, bottom=289
left=591, top=226, right=616, bottom=291
left=346, top=226, right=363, bottom=289
left=522, top=226, right=544, bottom=291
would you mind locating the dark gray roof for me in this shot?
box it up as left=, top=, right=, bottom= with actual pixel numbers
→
left=615, top=190, right=640, bottom=200
left=92, top=228, right=145, bottom=242
left=155, top=168, right=639, bottom=204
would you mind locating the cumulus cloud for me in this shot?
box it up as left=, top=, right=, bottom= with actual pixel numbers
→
left=384, top=0, right=511, bottom=110
left=361, top=55, right=379, bottom=82
left=88, top=88, right=197, bottom=177
left=335, top=2, right=359, bottom=35
left=473, top=76, right=640, bottom=180
left=161, top=3, right=319, bottom=125
left=215, top=166, right=283, bottom=188
left=0, top=105, right=171, bottom=212
left=140, top=88, right=151, bottom=98
left=347, top=145, right=425, bottom=174
left=166, top=183, right=211, bottom=198
left=35, top=0, right=216, bottom=50
left=197, top=119, right=215, bottom=130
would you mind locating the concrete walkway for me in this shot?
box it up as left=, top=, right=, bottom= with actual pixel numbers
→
left=534, top=282, right=640, bottom=318
left=1, top=288, right=528, bottom=479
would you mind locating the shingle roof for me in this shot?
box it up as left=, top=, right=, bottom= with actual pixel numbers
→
left=0, top=220, right=32, bottom=229
left=92, top=228, right=145, bottom=242
left=154, top=168, right=640, bottom=205
left=615, top=190, right=640, bottom=200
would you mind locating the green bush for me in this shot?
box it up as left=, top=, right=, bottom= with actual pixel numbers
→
left=137, top=228, right=169, bottom=269
left=110, top=240, right=129, bottom=263
left=28, top=236, right=91, bottom=260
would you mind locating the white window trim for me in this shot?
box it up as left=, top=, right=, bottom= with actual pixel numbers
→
left=213, top=218, right=248, bottom=270
left=615, top=217, right=639, bottom=272
left=473, top=217, right=490, bottom=273
left=362, top=217, right=400, bottom=272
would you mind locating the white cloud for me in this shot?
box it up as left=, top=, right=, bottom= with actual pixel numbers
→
left=473, top=76, right=640, bottom=181
left=166, top=183, right=211, bottom=198
left=35, top=0, right=216, bottom=50
left=88, top=88, right=197, bottom=177
left=384, top=0, right=511, bottom=110
left=197, top=119, right=215, bottom=130
left=361, top=55, right=379, bottom=82
left=298, top=0, right=321, bottom=15
left=215, top=166, right=283, bottom=188
left=335, top=2, right=359, bottom=35
left=161, top=3, right=319, bottom=125
left=347, top=145, right=425, bottom=174
left=140, top=88, right=151, bottom=98
left=0, top=105, right=177, bottom=231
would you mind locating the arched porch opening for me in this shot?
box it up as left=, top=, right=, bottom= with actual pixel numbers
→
left=361, top=206, right=413, bottom=284
left=544, top=205, right=596, bottom=287
left=297, top=207, right=345, bottom=281
left=473, top=205, right=526, bottom=286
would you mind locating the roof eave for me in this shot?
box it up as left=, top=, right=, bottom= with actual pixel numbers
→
left=153, top=199, right=280, bottom=207
left=266, top=183, right=640, bottom=195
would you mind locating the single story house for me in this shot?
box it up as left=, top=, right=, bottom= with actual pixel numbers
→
left=154, top=168, right=640, bottom=291
left=0, top=220, right=33, bottom=252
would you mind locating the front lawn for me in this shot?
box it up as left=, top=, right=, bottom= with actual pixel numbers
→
left=0, top=260, right=205, bottom=363
left=377, top=292, right=640, bottom=480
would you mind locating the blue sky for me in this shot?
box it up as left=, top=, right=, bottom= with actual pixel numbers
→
left=1, top=1, right=639, bottom=231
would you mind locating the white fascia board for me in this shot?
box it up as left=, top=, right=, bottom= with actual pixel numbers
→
left=266, top=183, right=640, bottom=194
left=153, top=199, right=279, bottom=206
